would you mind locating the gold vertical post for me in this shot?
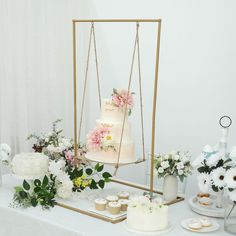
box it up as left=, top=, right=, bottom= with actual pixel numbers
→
left=150, top=20, right=162, bottom=194
left=73, top=20, right=78, bottom=158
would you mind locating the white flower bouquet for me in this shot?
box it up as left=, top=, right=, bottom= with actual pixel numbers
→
left=195, top=145, right=234, bottom=193
left=154, top=151, right=192, bottom=182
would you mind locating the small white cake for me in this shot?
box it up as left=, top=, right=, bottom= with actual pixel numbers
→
left=127, top=196, right=168, bottom=232
left=12, top=152, right=49, bottom=179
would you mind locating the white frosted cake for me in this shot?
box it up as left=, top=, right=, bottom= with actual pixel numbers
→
left=12, top=152, right=49, bottom=179
left=86, top=89, right=135, bottom=164
left=127, top=196, right=168, bottom=232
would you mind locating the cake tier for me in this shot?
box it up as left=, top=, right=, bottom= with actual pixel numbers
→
left=85, top=142, right=135, bottom=164
left=12, top=152, right=49, bottom=179
left=100, top=99, right=128, bottom=123
left=96, top=119, right=132, bottom=143
left=127, top=205, right=168, bottom=231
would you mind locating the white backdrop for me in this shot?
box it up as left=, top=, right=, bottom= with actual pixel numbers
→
left=1, top=0, right=236, bottom=196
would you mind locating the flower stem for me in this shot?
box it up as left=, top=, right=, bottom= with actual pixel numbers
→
left=227, top=203, right=236, bottom=219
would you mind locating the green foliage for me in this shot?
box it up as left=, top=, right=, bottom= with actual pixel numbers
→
left=12, top=175, right=57, bottom=209
left=67, top=163, right=112, bottom=192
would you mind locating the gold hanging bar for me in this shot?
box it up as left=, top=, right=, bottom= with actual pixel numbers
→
left=73, top=21, right=78, bottom=159
left=73, top=19, right=161, bottom=23
left=150, top=20, right=162, bottom=193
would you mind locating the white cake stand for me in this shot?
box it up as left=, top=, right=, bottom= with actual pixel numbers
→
left=189, top=196, right=224, bottom=218
left=85, top=153, right=144, bottom=166
left=122, top=221, right=172, bottom=235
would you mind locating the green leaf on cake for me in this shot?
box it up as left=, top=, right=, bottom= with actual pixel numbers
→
left=102, top=172, right=112, bottom=179
left=31, top=198, right=38, bottom=207
left=42, top=175, right=49, bottom=187
left=19, top=191, right=28, bottom=199
left=14, top=186, right=23, bottom=192
left=85, top=168, right=93, bottom=175
left=34, top=186, right=41, bottom=193
left=98, top=180, right=105, bottom=189
left=77, top=168, right=83, bottom=177
left=34, top=179, right=41, bottom=187
left=90, top=179, right=98, bottom=189
left=95, top=163, right=100, bottom=171
left=23, top=180, right=30, bottom=191
left=97, top=164, right=104, bottom=172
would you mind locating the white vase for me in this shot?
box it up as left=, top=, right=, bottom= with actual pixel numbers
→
left=163, top=175, right=178, bottom=202
left=216, top=189, right=224, bottom=208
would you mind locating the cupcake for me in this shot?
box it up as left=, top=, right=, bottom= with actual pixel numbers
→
left=106, top=195, right=119, bottom=203
left=117, top=191, right=130, bottom=200
left=108, top=202, right=121, bottom=215
left=94, top=198, right=107, bottom=211
left=118, top=199, right=129, bottom=211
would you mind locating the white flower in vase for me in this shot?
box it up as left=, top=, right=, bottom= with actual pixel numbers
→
left=198, top=173, right=211, bottom=193
left=211, top=167, right=226, bottom=189
left=174, top=154, right=180, bottom=161
left=57, top=183, right=73, bottom=199
left=225, top=168, right=236, bottom=189
left=48, top=160, right=66, bottom=176
left=161, top=161, right=170, bottom=169
left=158, top=167, right=164, bottom=174
left=176, top=162, right=184, bottom=170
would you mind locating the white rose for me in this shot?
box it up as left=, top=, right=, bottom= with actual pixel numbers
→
left=164, top=154, right=169, bottom=160
left=174, top=154, right=180, bottom=161
left=161, top=161, right=170, bottom=169
left=158, top=167, right=164, bottom=173
left=57, top=185, right=72, bottom=199
left=176, top=162, right=184, bottom=170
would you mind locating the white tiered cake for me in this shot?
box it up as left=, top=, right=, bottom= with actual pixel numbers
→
left=12, top=152, right=49, bottom=179
left=86, top=90, right=135, bottom=164
left=127, top=196, right=169, bottom=232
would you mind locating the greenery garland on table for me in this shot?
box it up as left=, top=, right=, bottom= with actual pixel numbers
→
left=12, top=119, right=112, bottom=209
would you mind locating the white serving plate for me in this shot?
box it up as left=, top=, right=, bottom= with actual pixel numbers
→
left=189, top=196, right=224, bottom=218
left=122, top=220, right=172, bottom=235
left=181, top=218, right=220, bottom=233
left=88, top=207, right=126, bottom=220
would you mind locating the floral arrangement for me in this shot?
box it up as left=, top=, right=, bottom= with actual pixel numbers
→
left=87, top=126, right=116, bottom=152
left=194, top=145, right=234, bottom=193
left=27, top=119, right=75, bottom=161
left=12, top=119, right=112, bottom=209
left=111, top=88, right=134, bottom=116
left=0, top=143, right=11, bottom=164
left=154, top=151, right=192, bottom=182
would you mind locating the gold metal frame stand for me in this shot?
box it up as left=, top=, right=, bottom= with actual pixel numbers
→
left=58, top=19, right=184, bottom=223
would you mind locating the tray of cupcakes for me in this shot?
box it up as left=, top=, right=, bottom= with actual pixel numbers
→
left=88, top=191, right=130, bottom=220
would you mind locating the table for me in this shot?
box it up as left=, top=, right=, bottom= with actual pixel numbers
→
left=0, top=174, right=230, bottom=236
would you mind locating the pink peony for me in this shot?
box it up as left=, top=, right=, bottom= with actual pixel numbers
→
left=111, top=89, right=134, bottom=111
left=65, top=150, right=73, bottom=161
left=87, top=126, right=110, bottom=150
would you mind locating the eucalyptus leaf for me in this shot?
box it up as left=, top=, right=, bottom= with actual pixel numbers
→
left=85, top=168, right=93, bottom=175
left=97, top=165, right=104, bottom=172
left=102, top=172, right=112, bottom=179
left=23, top=180, right=30, bottom=191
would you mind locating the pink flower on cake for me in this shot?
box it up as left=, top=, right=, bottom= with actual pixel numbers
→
left=111, top=88, right=134, bottom=115
left=87, top=126, right=110, bottom=150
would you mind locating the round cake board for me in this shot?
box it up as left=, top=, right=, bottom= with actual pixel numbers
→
left=189, top=196, right=224, bottom=218
left=84, top=153, right=137, bottom=166
left=122, top=221, right=172, bottom=235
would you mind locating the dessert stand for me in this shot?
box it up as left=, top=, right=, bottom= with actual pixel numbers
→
left=57, top=19, right=184, bottom=223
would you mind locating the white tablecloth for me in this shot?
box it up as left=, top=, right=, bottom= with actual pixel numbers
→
left=0, top=174, right=230, bottom=236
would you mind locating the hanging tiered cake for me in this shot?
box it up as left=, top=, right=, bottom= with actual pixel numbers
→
left=85, top=89, right=135, bottom=164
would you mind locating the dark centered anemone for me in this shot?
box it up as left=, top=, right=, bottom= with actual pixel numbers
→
left=219, top=175, right=224, bottom=180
